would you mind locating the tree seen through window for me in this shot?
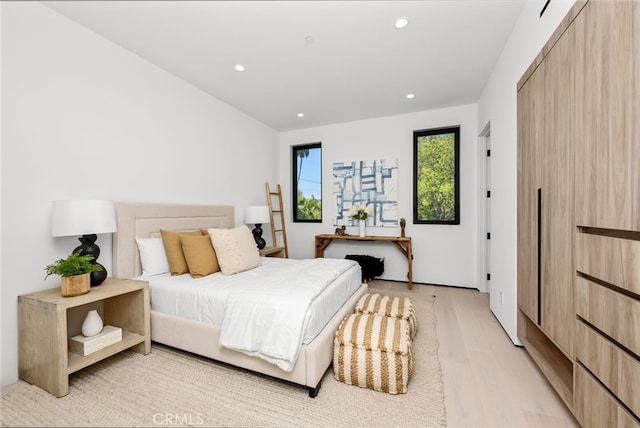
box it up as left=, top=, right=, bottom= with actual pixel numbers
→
left=413, top=127, right=460, bottom=224
left=292, top=143, right=322, bottom=222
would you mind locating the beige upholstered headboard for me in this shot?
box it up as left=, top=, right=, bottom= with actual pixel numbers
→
left=113, top=202, right=234, bottom=278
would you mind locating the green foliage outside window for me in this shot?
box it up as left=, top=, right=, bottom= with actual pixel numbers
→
left=413, top=127, right=460, bottom=224
left=296, top=192, right=322, bottom=220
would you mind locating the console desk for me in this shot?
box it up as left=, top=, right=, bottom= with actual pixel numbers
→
left=314, top=234, right=413, bottom=289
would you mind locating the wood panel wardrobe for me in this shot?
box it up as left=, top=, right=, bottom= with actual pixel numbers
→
left=517, top=1, right=640, bottom=426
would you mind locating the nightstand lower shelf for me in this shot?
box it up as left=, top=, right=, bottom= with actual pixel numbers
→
left=68, top=330, right=146, bottom=374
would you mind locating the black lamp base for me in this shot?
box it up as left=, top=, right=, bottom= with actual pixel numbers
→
left=73, top=234, right=107, bottom=286
left=251, top=224, right=266, bottom=250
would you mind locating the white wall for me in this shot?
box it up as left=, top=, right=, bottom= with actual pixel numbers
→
left=477, top=0, right=576, bottom=343
left=1, top=2, right=278, bottom=386
left=279, top=105, right=478, bottom=288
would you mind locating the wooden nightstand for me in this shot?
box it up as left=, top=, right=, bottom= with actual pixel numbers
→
left=18, top=278, right=150, bottom=397
left=259, top=246, right=286, bottom=258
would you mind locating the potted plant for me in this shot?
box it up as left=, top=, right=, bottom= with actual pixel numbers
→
left=45, top=250, right=103, bottom=297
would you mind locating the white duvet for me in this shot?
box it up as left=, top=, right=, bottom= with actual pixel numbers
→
left=140, top=257, right=361, bottom=372
left=219, top=258, right=357, bottom=371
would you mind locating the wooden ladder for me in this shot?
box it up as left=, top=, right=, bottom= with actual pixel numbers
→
left=265, top=182, right=289, bottom=258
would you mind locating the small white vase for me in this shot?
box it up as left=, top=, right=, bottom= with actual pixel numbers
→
left=359, top=220, right=366, bottom=237
left=82, top=309, right=104, bottom=337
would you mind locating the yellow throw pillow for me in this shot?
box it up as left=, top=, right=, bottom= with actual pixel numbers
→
left=207, top=225, right=261, bottom=275
left=160, top=229, right=203, bottom=275
left=180, top=234, right=220, bottom=278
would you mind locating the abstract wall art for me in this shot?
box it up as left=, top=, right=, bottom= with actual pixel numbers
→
left=333, top=158, right=399, bottom=227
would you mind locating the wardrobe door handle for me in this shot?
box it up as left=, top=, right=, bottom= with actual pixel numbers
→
left=537, top=187, right=542, bottom=326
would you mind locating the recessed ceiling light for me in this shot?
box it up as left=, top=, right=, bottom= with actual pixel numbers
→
left=406, top=93, right=415, bottom=99
left=305, top=35, right=315, bottom=44
left=395, top=18, right=409, bottom=29
left=234, top=64, right=245, bottom=72
left=297, top=113, right=304, bottom=118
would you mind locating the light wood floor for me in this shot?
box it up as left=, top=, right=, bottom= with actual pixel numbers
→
left=369, top=280, right=579, bottom=428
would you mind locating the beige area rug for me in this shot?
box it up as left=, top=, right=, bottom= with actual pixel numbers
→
left=2, top=286, right=446, bottom=428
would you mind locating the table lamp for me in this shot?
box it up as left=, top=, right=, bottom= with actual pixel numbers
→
left=244, top=205, right=270, bottom=249
left=51, top=200, right=117, bottom=286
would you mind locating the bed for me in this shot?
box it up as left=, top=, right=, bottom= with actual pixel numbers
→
left=112, top=202, right=368, bottom=397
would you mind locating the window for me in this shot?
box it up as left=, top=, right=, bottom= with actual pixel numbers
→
left=413, top=126, right=460, bottom=224
left=292, top=143, right=322, bottom=222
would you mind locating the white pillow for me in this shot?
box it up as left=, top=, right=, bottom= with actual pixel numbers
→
left=207, top=225, right=261, bottom=275
left=135, top=237, right=170, bottom=276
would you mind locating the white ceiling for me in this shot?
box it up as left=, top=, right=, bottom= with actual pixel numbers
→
left=45, top=1, right=525, bottom=131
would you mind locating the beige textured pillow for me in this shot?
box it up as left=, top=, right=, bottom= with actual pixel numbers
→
left=160, top=229, right=204, bottom=275
left=207, top=225, right=261, bottom=275
left=180, top=234, right=220, bottom=278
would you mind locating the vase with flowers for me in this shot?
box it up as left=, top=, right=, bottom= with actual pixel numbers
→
left=349, top=203, right=373, bottom=237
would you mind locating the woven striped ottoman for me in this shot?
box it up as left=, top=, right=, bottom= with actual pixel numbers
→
left=333, top=313, right=413, bottom=394
left=355, top=293, right=418, bottom=340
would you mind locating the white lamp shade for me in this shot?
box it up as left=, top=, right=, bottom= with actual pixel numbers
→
left=244, top=205, right=270, bottom=225
left=51, top=200, right=117, bottom=237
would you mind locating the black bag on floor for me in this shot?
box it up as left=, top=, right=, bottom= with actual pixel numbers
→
left=345, top=254, right=384, bottom=282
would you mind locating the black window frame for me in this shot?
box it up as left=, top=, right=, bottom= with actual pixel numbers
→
left=292, top=142, right=322, bottom=223
left=413, top=126, right=460, bottom=225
